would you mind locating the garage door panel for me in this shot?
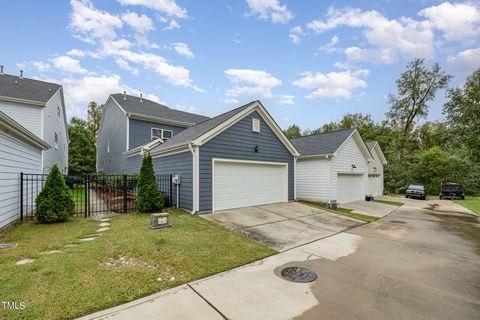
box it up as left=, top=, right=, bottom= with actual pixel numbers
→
left=368, top=176, right=380, bottom=196
left=337, top=174, right=364, bottom=204
left=213, top=161, right=287, bottom=211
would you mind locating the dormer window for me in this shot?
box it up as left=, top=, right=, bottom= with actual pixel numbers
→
left=151, top=128, right=173, bottom=141
left=54, top=132, right=59, bottom=149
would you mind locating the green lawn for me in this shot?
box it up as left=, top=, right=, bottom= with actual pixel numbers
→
left=0, top=209, right=276, bottom=320
left=454, top=197, right=480, bottom=215
left=299, top=200, right=378, bottom=222
left=374, top=199, right=404, bottom=207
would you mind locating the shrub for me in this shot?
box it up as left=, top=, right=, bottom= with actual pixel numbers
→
left=136, top=153, right=165, bottom=213
left=35, top=164, right=75, bottom=223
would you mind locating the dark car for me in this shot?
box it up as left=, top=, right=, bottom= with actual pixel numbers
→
left=439, top=183, right=465, bottom=200
left=405, top=184, right=426, bottom=200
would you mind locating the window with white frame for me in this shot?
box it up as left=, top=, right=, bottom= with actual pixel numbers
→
left=57, top=106, right=61, bottom=118
left=151, top=128, right=173, bottom=141
left=54, top=132, right=59, bottom=149
left=252, top=118, right=260, bottom=132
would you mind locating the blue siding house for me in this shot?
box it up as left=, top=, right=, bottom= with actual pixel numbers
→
left=97, top=96, right=299, bottom=213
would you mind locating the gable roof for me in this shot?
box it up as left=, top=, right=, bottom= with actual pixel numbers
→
left=365, top=140, right=387, bottom=164
left=148, top=100, right=299, bottom=157
left=0, top=111, right=50, bottom=149
left=0, top=73, right=61, bottom=105
left=291, top=128, right=356, bottom=156
left=111, top=93, right=209, bottom=126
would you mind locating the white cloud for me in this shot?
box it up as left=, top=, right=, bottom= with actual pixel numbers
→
left=447, top=48, right=480, bottom=71
left=169, top=42, right=194, bottom=58
left=32, top=61, right=51, bottom=72
left=279, top=95, right=294, bottom=105
left=293, top=69, right=369, bottom=99
left=115, top=58, right=139, bottom=75
left=121, top=11, right=154, bottom=33
left=117, top=0, right=187, bottom=19
left=171, top=104, right=199, bottom=113
left=163, top=19, right=180, bottom=30
left=419, top=2, right=480, bottom=42
left=345, top=47, right=397, bottom=64
left=70, top=0, right=123, bottom=43
left=245, top=0, right=293, bottom=24
left=224, top=98, right=240, bottom=104
left=306, top=6, right=435, bottom=62
left=289, top=26, right=304, bottom=44
left=225, top=69, right=281, bottom=97
left=51, top=56, right=88, bottom=74
left=319, top=35, right=340, bottom=53
left=66, top=49, right=85, bottom=57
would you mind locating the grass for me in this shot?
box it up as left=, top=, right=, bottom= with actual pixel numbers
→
left=0, top=209, right=276, bottom=320
left=299, top=200, right=379, bottom=222
left=373, top=199, right=404, bottom=207
left=454, top=197, right=480, bottom=215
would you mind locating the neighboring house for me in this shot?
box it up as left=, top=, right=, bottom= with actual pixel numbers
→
left=365, top=141, right=387, bottom=196
left=96, top=92, right=209, bottom=174
left=128, top=100, right=299, bottom=213
left=291, top=128, right=373, bottom=204
left=0, top=70, right=68, bottom=229
left=0, top=71, right=69, bottom=173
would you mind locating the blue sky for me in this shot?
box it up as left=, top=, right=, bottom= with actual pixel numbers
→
left=1, top=0, right=479, bottom=131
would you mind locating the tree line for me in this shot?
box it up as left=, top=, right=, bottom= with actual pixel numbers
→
left=284, top=59, right=480, bottom=195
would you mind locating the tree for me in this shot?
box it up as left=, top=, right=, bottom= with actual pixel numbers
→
left=136, top=153, right=166, bottom=213
left=284, top=124, right=302, bottom=139
left=386, top=59, right=452, bottom=138
left=68, top=117, right=96, bottom=175
left=444, top=68, right=480, bottom=162
left=87, top=102, right=103, bottom=138
left=35, top=164, right=75, bottom=223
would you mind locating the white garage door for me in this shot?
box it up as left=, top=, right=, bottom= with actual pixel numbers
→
left=213, top=160, right=288, bottom=211
left=337, top=174, right=364, bottom=204
left=368, top=175, right=381, bottom=196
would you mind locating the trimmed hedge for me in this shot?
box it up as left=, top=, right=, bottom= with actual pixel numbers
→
left=35, top=164, right=75, bottom=223
left=136, top=153, right=165, bottom=213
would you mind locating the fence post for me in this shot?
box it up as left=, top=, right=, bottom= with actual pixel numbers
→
left=169, top=174, right=173, bottom=207
left=123, top=174, right=128, bottom=213
left=20, top=172, right=24, bottom=221
left=84, top=175, right=88, bottom=218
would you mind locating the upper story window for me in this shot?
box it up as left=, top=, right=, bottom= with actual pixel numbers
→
left=151, top=128, right=173, bottom=141
left=252, top=118, right=260, bottom=133
left=54, top=132, right=59, bottom=149
left=57, top=106, right=61, bottom=118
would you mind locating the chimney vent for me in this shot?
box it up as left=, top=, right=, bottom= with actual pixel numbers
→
left=123, top=91, right=127, bottom=100
left=0, top=65, right=4, bottom=75
left=140, top=93, right=143, bottom=102
left=20, top=70, right=23, bottom=79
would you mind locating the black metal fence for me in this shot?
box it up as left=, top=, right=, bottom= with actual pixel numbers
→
left=20, top=173, right=175, bottom=220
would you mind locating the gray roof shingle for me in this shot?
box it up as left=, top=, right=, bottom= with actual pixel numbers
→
left=0, top=73, right=61, bottom=104
left=150, top=101, right=257, bottom=153
left=111, top=93, right=209, bottom=125
left=291, top=128, right=356, bottom=156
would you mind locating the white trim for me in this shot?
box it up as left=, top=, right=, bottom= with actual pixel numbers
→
left=195, top=146, right=200, bottom=213
left=125, top=137, right=165, bottom=157
left=126, top=117, right=130, bottom=151
left=0, top=111, right=50, bottom=149
left=151, top=145, right=191, bottom=158
left=189, top=143, right=200, bottom=214
left=328, top=155, right=332, bottom=203
left=252, top=118, right=260, bottom=132
left=211, top=158, right=289, bottom=213
left=110, top=95, right=128, bottom=115
left=151, top=127, right=173, bottom=141
left=293, top=156, right=297, bottom=200
left=127, top=113, right=193, bottom=128
left=40, top=108, right=45, bottom=139
left=0, top=95, right=45, bottom=107
left=333, top=129, right=373, bottom=161
left=372, top=142, right=388, bottom=165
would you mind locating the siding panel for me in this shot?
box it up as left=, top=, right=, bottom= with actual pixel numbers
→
left=0, top=101, right=42, bottom=137
left=199, top=111, right=294, bottom=212
left=296, top=157, right=331, bottom=202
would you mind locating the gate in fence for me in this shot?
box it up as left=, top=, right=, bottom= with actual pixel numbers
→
left=20, top=173, right=176, bottom=220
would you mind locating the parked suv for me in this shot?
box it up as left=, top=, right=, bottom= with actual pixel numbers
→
left=439, top=183, right=465, bottom=200
left=405, top=184, right=426, bottom=200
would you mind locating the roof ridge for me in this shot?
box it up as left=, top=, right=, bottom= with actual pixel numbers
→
left=183, top=100, right=257, bottom=128
left=291, top=127, right=356, bottom=140
left=0, top=73, right=61, bottom=87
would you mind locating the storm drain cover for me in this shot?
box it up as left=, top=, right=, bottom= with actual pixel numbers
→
left=390, top=220, right=406, bottom=224
left=281, top=267, right=317, bottom=283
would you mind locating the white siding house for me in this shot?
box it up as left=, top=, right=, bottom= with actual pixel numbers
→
left=0, top=70, right=68, bottom=228
left=366, top=141, right=387, bottom=196
left=292, top=128, right=373, bottom=205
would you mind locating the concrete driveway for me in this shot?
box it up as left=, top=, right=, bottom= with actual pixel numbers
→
left=79, top=199, right=480, bottom=320
left=342, top=198, right=399, bottom=218
left=201, top=202, right=364, bottom=251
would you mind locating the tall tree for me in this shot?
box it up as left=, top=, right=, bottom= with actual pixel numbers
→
left=68, top=117, right=96, bottom=175
left=386, top=59, right=452, bottom=138
left=444, top=68, right=480, bottom=162
left=284, top=124, right=302, bottom=139
left=87, top=101, right=103, bottom=138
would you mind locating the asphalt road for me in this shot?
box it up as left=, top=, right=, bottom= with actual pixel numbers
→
left=294, top=199, right=480, bottom=320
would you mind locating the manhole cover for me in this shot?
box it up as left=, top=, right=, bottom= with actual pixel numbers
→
left=390, top=220, right=406, bottom=224
left=280, top=267, right=317, bottom=283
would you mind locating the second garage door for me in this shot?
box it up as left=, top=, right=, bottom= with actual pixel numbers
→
left=337, top=173, right=364, bottom=204
left=213, top=160, right=288, bottom=211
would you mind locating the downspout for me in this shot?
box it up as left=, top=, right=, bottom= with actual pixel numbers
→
left=188, top=143, right=196, bottom=214
left=327, top=155, right=331, bottom=203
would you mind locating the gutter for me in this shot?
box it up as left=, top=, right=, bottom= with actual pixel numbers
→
left=0, top=111, right=50, bottom=149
